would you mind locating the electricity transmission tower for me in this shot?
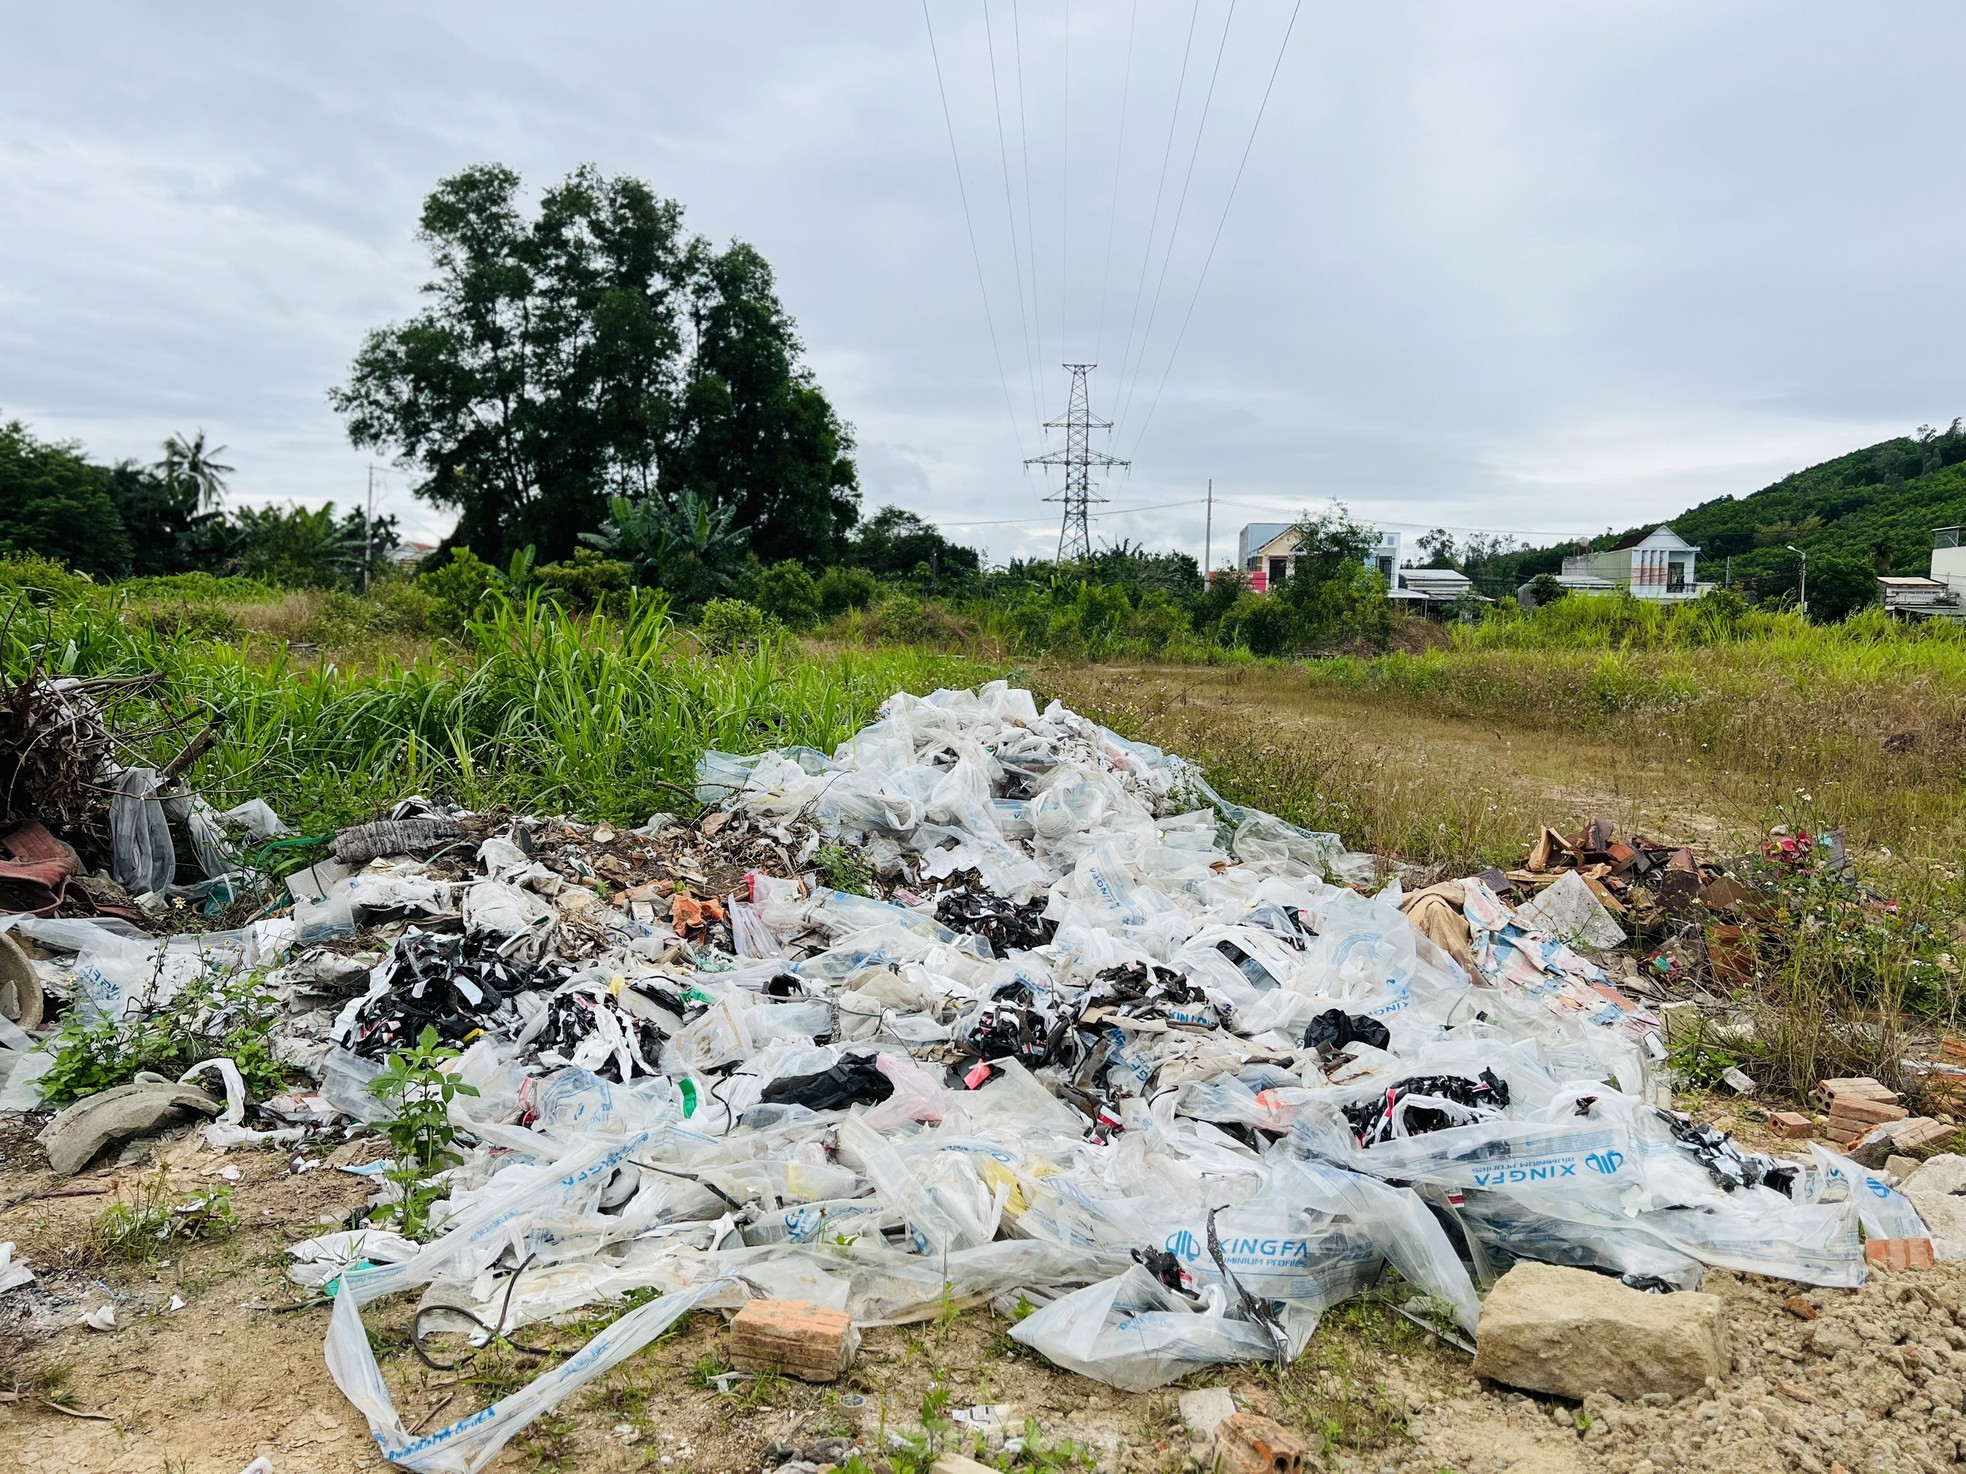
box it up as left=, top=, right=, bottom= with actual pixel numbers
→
left=1026, top=364, right=1128, bottom=562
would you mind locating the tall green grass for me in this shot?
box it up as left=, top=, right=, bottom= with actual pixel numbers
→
left=1, top=589, right=996, bottom=833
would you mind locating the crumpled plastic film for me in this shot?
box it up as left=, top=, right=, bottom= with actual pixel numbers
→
left=245, top=678, right=1923, bottom=1436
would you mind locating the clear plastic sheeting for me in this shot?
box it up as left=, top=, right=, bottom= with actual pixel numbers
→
left=244, top=681, right=1919, bottom=1453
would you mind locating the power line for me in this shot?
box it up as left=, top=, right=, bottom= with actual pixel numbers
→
left=922, top=0, right=1029, bottom=459
left=1114, top=0, right=1238, bottom=436
left=1209, top=495, right=1582, bottom=542
left=1012, top=1, right=1044, bottom=403
left=1110, top=0, right=1201, bottom=452
left=1123, top=0, right=1302, bottom=462
left=982, top=0, right=1043, bottom=423
left=936, top=495, right=1201, bottom=529
left=1060, top=0, right=1071, bottom=359
left=1092, top=1, right=1138, bottom=370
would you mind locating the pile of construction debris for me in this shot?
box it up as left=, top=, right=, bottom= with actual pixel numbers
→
left=0, top=682, right=1954, bottom=1474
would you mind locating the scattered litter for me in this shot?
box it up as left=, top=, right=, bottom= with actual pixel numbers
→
left=0, top=1241, right=32, bottom=1294
left=79, top=1303, right=116, bottom=1331
left=0, top=682, right=1935, bottom=1464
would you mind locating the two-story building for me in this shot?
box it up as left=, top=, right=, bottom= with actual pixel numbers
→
left=1558, top=526, right=1703, bottom=599
left=1237, top=522, right=1400, bottom=593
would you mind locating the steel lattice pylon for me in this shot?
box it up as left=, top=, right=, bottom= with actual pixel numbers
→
left=1026, top=364, right=1128, bottom=563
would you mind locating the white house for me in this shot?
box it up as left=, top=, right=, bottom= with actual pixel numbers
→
left=1880, top=526, right=1966, bottom=620
left=1237, top=522, right=1400, bottom=593
left=1560, top=526, right=1703, bottom=600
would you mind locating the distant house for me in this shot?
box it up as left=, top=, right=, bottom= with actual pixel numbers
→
left=1560, top=526, right=1703, bottom=600
left=1394, top=567, right=1480, bottom=611
left=1237, top=522, right=1400, bottom=593
left=1880, top=527, right=1966, bottom=620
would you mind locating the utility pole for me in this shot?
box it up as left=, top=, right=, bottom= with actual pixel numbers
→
left=364, top=464, right=376, bottom=593
left=1026, top=364, right=1128, bottom=563
left=1203, top=478, right=1213, bottom=579
left=1787, top=544, right=1807, bottom=614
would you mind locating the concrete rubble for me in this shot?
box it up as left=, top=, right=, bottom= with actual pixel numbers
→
left=1470, top=1261, right=1727, bottom=1401
left=0, top=681, right=1949, bottom=1471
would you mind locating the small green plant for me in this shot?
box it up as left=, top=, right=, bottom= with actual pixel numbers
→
left=367, top=1025, right=477, bottom=1240
left=1004, top=1419, right=1096, bottom=1473
left=94, top=1167, right=237, bottom=1260
left=687, top=1351, right=731, bottom=1390
left=814, top=842, right=873, bottom=896
left=40, top=967, right=287, bottom=1109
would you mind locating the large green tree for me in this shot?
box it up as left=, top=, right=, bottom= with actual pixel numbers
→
left=332, top=164, right=858, bottom=565
left=0, top=420, right=132, bottom=578
left=668, top=243, right=859, bottom=565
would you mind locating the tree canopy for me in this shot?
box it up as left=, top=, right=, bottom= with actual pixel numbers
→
left=332, top=164, right=859, bottom=566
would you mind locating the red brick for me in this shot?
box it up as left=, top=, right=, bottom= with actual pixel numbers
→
left=1769, top=1112, right=1814, bottom=1139
left=728, top=1298, right=857, bottom=1382
left=1828, top=1096, right=1909, bottom=1126
left=1864, top=1238, right=1936, bottom=1273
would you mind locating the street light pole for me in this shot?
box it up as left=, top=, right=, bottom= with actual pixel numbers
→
left=1786, top=544, right=1807, bottom=615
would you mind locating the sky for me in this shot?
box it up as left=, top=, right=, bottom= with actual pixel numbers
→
left=2, top=2, right=1962, bottom=565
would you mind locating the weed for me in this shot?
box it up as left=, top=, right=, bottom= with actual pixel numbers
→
left=815, top=842, right=873, bottom=896
left=687, top=1351, right=731, bottom=1390
left=93, top=1168, right=237, bottom=1260
left=1263, top=1295, right=1419, bottom=1461
left=41, top=966, right=287, bottom=1108
left=518, top=1408, right=579, bottom=1468
left=367, top=1024, right=477, bottom=1240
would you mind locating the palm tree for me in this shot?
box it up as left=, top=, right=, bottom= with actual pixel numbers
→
left=155, top=430, right=235, bottom=512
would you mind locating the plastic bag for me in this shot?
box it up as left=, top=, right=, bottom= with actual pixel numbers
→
left=109, top=766, right=175, bottom=896
left=1808, top=1143, right=1930, bottom=1242
left=328, top=1272, right=738, bottom=1473
left=1008, top=1266, right=1280, bottom=1391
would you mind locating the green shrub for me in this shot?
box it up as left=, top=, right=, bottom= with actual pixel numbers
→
left=873, top=593, right=926, bottom=644
left=534, top=548, right=633, bottom=612
left=697, top=597, right=769, bottom=655
left=1223, top=592, right=1294, bottom=656
left=817, top=565, right=878, bottom=616
left=417, top=547, right=505, bottom=634
left=755, top=561, right=822, bottom=630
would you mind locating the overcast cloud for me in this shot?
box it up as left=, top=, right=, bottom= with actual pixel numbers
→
left=2, top=2, right=1961, bottom=563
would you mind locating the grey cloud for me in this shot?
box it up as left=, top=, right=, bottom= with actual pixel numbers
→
left=1, top=1, right=1961, bottom=560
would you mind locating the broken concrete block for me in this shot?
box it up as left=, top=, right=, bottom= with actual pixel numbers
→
left=1179, top=1387, right=1238, bottom=1442
left=1213, top=1412, right=1307, bottom=1474
left=1471, top=1262, right=1726, bottom=1401
left=1851, top=1116, right=1953, bottom=1168
left=1769, top=1111, right=1814, bottom=1139
left=36, top=1081, right=224, bottom=1176
left=1865, top=1238, right=1936, bottom=1272
left=727, top=1298, right=856, bottom=1382
left=1901, top=1154, right=1966, bottom=1259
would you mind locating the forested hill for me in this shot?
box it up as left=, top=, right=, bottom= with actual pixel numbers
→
left=1639, top=419, right=1966, bottom=577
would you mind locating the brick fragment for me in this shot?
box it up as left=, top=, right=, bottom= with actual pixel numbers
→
left=1864, top=1238, right=1936, bottom=1273
left=1782, top=1294, right=1817, bottom=1320
left=1769, top=1111, right=1814, bottom=1139
left=1214, top=1413, right=1309, bottom=1474
left=728, top=1298, right=858, bottom=1382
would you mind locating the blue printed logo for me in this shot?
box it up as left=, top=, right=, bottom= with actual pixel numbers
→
left=1584, top=1150, right=1625, bottom=1175
left=1165, top=1229, right=1202, bottom=1263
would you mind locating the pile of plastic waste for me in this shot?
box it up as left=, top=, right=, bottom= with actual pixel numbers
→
left=0, top=683, right=1936, bottom=1474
